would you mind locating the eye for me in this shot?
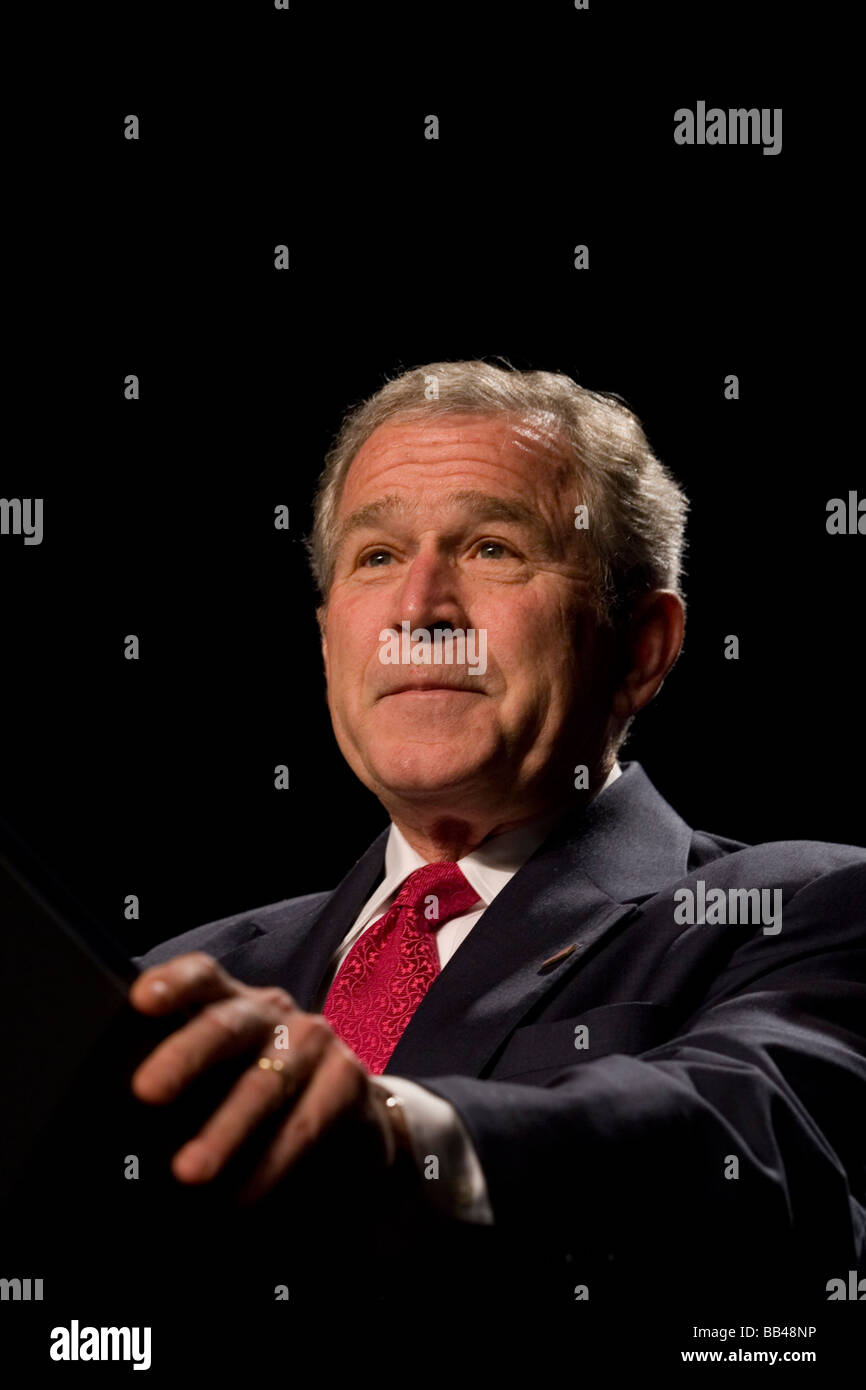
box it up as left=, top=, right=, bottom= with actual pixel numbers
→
left=359, top=548, right=394, bottom=568
left=474, top=540, right=515, bottom=560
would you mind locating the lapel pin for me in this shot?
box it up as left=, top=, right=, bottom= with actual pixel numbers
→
left=539, top=943, right=580, bottom=973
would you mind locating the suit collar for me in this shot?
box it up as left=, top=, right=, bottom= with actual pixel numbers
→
left=538, top=758, right=693, bottom=902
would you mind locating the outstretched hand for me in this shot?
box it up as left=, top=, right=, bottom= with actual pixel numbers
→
left=128, top=951, right=411, bottom=1205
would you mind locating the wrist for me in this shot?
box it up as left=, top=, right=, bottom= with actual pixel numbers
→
left=372, top=1084, right=413, bottom=1169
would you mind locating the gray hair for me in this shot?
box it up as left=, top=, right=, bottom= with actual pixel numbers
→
left=305, top=359, right=689, bottom=631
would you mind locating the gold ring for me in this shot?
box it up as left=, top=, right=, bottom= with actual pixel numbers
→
left=256, top=1053, right=295, bottom=1096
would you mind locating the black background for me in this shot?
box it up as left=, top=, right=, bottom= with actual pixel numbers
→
left=6, top=4, right=859, bottom=954
left=2, top=1, right=862, bottom=1367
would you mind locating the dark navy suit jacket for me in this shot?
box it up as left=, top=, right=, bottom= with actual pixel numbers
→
left=135, top=762, right=866, bottom=1315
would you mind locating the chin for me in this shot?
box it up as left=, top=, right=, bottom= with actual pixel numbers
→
left=367, top=749, right=491, bottom=799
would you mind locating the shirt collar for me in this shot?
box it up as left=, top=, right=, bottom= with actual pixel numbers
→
left=370, top=761, right=622, bottom=916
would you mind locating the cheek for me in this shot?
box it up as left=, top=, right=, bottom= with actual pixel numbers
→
left=326, top=606, right=370, bottom=663
left=324, top=615, right=388, bottom=713
left=491, top=602, right=568, bottom=674
left=495, top=609, right=586, bottom=715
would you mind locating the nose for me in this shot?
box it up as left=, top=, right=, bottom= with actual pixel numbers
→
left=390, top=538, right=468, bottom=634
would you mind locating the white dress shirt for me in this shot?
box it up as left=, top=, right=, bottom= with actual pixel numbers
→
left=314, top=763, right=623, bottom=1224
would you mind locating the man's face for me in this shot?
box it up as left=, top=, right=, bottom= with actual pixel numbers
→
left=318, top=413, right=616, bottom=824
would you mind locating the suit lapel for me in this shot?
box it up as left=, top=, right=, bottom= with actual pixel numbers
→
left=387, top=762, right=694, bottom=1076
left=216, top=826, right=389, bottom=1009
left=387, top=869, right=636, bottom=1077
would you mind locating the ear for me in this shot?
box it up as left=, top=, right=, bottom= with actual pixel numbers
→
left=610, top=590, right=685, bottom=722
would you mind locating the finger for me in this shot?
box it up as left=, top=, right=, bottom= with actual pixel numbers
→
left=129, top=952, right=236, bottom=1016
left=235, top=1044, right=368, bottom=1204
left=171, top=1017, right=335, bottom=1183
left=131, top=992, right=276, bottom=1104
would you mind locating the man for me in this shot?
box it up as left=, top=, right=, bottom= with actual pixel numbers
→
left=131, top=360, right=865, bottom=1321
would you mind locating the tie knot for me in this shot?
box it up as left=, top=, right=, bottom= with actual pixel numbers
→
left=391, top=861, right=480, bottom=929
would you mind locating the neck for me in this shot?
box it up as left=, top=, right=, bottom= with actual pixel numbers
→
left=386, top=764, right=614, bottom=861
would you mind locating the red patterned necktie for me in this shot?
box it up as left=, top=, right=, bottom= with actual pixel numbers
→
left=322, top=862, right=481, bottom=1074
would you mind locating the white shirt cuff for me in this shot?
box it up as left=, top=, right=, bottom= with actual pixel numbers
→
left=370, top=1074, right=495, bottom=1225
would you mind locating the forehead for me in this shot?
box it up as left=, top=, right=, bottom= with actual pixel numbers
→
left=340, top=412, right=573, bottom=511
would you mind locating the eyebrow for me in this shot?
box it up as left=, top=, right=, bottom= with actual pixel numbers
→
left=334, top=490, right=558, bottom=553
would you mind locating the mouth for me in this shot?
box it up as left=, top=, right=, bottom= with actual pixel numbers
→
left=381, top=684, right=482, bottom=698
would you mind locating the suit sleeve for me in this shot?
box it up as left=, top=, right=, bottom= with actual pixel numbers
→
left=406, top=862, right=866, bottom=1297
